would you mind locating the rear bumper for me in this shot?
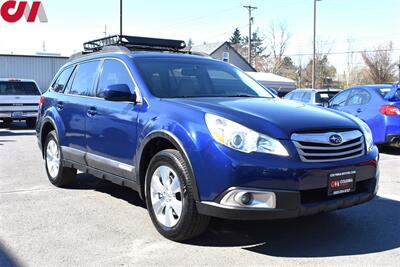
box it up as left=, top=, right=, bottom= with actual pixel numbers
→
left=196, top=177, right=378, bottom=220
left=385, top=134, right=400, bottom=146
left=0, top=111, right=38, bottom=119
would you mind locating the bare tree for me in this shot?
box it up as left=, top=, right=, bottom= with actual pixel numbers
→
left=361, top=42, right=396, bottom=83
left=265, top=22, right=291, bottom=74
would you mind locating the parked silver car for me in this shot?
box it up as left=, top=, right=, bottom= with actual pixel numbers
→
left=284, top=88, right=340, bottom=106
left=0, top=79, right=41, bottom=128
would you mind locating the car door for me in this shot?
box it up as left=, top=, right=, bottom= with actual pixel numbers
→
left=57, top=60, right=101, bottom=156
left=85, top=59, right=140, bottom=180
left=328, top=89, right=352, bottom=113
left=346, top=88, right=372, bottom=120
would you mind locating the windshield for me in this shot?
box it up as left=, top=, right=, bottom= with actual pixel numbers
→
left=134, top=58, right=273, bottom=98
left=0, top=81, right=40, bottom=96
left=316, top=92, right=338, bottom=104
left=378, top=87, right=400, bottom=100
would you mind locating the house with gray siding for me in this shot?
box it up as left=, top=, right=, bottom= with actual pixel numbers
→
left=189, top=42, right=255, bottom=72
left=0, top=54, right=68, bottom=92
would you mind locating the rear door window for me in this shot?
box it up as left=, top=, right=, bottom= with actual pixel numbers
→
left=347, top=89, right=371, bottom=105
left=51, top=67, right=74, bottom=93
left=0, top=81, right=40, bottom=95
left=68, top=61, right=100, bottom=96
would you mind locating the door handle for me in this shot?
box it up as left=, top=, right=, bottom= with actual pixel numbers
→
left=87, top=107, right=97, bottom=117
left=356, top=108, right=363, bottom=113
left=56, top=102, right=64, bottom=110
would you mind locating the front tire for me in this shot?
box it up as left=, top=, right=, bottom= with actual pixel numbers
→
left=44, top=131, right=76, bottom=187
left=145, top=149, right=210, bottom=241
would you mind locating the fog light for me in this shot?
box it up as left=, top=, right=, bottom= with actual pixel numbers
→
left=234, top=192, right=253, bottom=205
left=220, top=189, right=276, bottom=209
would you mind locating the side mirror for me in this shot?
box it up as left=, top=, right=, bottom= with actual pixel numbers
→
left=103, top=84, right=136, bottom=102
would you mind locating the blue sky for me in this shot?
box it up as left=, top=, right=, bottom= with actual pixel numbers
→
left=0, top=0, right=399, bottom=72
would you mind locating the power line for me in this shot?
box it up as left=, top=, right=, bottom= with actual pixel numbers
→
left=286, top=48, right=400, bottom=57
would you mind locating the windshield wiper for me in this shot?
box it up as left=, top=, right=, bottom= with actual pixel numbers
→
left=224, top=94, right=255, bottom=97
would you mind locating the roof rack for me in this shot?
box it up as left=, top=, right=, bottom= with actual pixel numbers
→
left=83, top=35, right=187, bottom=53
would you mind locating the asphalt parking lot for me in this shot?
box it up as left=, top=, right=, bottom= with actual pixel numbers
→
left=1, top=123, right=399, bottom=267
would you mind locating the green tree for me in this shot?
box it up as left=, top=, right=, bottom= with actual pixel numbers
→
left=277, top=56, right=298, bottom=81
left=302, top=55, right=337, bottom=88
left=229, top=28, right=243, bottom=44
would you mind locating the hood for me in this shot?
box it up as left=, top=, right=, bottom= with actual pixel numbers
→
left=165, top=97, right=360, bottom=139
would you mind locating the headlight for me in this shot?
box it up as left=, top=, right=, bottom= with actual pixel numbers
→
left=205, top=113, right=289, bottom=156
left=352, top=117, right=374, bottom=152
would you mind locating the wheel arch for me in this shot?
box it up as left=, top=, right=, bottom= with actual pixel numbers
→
left=136, top=130, right=200, bottom=201
left=40, top=117, right=59, bottom=157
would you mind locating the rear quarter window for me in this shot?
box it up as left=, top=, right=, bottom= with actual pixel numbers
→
left=51, top=67, right=75, bottom=93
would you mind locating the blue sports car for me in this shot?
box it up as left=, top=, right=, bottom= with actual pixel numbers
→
left=329, top=84, right=400, bottom=147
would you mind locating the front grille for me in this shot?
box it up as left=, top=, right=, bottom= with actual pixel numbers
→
left=292, top=130, right=365, bottom=163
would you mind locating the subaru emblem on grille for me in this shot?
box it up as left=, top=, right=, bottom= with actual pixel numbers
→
left=329, top=134, right=343, bottom=145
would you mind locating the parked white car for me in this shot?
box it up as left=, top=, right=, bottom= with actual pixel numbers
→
left=0, top=79, right=41, bottom=128
left=284, top=88, right=341, bottom=107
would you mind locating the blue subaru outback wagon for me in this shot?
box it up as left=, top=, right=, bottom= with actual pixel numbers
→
left=36, top=36, right=379, bottom=241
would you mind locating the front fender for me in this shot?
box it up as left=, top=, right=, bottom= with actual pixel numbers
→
left=135, top=108, right=207, bottom=201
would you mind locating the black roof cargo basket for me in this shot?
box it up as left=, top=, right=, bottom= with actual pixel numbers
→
left=83, top=35, right=187, bottom=53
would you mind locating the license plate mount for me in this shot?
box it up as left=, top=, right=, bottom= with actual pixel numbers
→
left=328, top=171, right=356, bottom=196
left=11, top=112, right=23, bottom=119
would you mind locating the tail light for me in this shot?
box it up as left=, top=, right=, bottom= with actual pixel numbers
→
left=379, top=105, right=400, bottom=115
left=39, top=95, right=45, bottom=108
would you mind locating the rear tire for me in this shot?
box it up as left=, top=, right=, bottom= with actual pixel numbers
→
left=26, top=118, right=36, bottom=129
left=44, top=131, right=76, bottom=187
left=145, top=149, right=210, bottom=241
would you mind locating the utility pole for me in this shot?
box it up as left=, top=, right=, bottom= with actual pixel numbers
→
left=103, top=25, right=107, bottom=37
left=120, top=0, right=123, bottom=36
left=243, top=5, right=257, bottom=66
left=398, top=56, right=400, bottom=82
left=312, top=0, right=321, bottom=89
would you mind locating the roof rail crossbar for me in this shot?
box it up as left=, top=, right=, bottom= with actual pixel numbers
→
left=83, top=35, right=187, bottom=53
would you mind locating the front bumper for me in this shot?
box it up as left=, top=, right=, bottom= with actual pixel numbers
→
left=196, top=177, right=378, bottom=220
